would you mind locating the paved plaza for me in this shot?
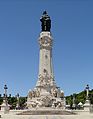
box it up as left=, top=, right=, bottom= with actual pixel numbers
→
left=0, top=111, right=93, bottom=119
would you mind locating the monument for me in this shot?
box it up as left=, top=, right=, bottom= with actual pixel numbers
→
left=27, top=11, right=65, bottom=109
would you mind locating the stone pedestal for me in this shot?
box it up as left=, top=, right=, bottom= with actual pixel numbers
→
left=84, top=99, right=90, bottom=111
left=1, top=104, right=10, bottom=114
left=27, top=31, right=65, bottom=109
left=0, top=99, right=10, bottom=114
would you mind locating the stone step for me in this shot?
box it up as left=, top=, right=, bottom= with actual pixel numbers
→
left=17, top=110, right=76, bottom=115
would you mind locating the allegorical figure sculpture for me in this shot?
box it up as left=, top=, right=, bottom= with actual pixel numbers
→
left=40, top=11, right=51, bottom=31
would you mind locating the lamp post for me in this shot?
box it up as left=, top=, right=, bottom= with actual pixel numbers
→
left=0, top=85, right=10, bottom=113
left=16, top=93, right=20, bottom=109
left=84, top=84, right=90, bottom=111
left=72, top=93, right=76, bottom=109
left=85, top=84, right=89, bottom=100
left=4, top=85, right=8, bottom=105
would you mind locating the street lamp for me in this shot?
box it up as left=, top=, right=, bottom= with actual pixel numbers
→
left=16, top=93, right=20, bottom=109
left=4, top=85, right=8, bottom=105
left=85, top=84, right=89, bottom=100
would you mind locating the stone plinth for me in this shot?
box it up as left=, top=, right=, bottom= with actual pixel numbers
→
left=84, top=99, right=90, bottom=111
left=0, top=99, right=10, bottom=114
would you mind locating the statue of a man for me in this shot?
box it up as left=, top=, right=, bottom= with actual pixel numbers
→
left=40, top=11, right=51, bottom=31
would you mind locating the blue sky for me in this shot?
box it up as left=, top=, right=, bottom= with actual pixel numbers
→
left=0, top=0, right=93, bottom=96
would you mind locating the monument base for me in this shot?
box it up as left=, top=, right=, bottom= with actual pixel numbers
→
left=0, top=102, right=10, bottom=114
left=84, top=99, right=90, bottom=111
left=17, top=108, right=76, bottom=115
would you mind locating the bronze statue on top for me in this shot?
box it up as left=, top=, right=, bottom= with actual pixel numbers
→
left=40, top=11, right=51, bottom=32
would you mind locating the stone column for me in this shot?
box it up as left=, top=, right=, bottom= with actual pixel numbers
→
left=36, top=31, right=56, bottom=92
